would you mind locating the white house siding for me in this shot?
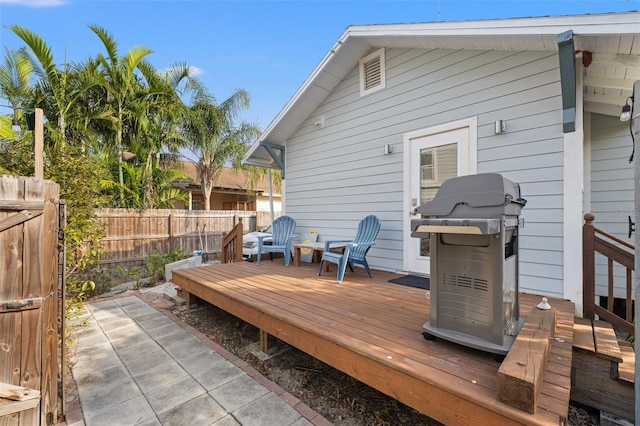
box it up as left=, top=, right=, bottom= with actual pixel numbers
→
left=256, top=195, right=282, bottom=212
left=284, top=47, right=565, bottom=297
left=589, top=113, right=634, bottom=298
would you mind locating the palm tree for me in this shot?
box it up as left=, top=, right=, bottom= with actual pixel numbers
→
left=9, top=25, right=101, bottom=153
left=182, top=84, right=261, bottom=210
left=99, top=147, right=188, bottom=209
left=129, top=61, right=191, bottom=209
left=62, top=60, right=115, bottom=154
left=88, top=24, right=153, bottom=204
left=0, top=47, right=34, bottom=173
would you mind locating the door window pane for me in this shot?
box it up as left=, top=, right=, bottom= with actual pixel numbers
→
left=419, top=142, right=457, bottom=256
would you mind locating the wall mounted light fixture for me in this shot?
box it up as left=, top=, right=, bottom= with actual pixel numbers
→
left=494, top=120, right=506, bottom=134
left=384, top=144, right=393, bottom=155
left=620, top=97, right=632, bottom=122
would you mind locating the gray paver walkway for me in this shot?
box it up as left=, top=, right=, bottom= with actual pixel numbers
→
left=66, top=294, right=329, bottom=426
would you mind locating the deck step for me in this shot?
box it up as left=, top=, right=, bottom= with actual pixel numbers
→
left=571, top=318, right=635, bottom=423
left=573, top=318, right=623, bottom=362
left=573, top=317, right=595, bottom=353
left=593, top=320, right=623, bottom=363
left=618, top=340, right=635, bottom=384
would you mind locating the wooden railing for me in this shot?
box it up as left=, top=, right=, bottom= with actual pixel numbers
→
left=221, top=218, right=243, bottom=263
left=583, top=213, right=634, bottom=335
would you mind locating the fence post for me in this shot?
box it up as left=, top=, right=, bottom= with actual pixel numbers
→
left=168, top=213, right=174, bottom=252
left=582, top=213, right=596, bottom=319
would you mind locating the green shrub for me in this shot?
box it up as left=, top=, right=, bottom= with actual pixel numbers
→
left=71, top=268, right=113, bottom=298
left=145, top=247, right=188, bottom=284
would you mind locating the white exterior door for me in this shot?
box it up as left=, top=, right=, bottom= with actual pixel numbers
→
left=403, top=119, right=476, bottom=276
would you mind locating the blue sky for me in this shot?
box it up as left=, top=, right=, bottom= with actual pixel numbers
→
left=1, top=0, right=638, bottom=130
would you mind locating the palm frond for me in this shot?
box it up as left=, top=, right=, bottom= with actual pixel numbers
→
left=0, top=47, right=33, bottom=107
left=87, top=25, right=120, bottom=68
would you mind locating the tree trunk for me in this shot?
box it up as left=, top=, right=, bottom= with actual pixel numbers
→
left=144, top=153, right=153, bottom=209
left=117, top=147, right=125, bottom=204
left=116, top=119, right=125, bottom=205
left=202, top=180, right=212, bottom=211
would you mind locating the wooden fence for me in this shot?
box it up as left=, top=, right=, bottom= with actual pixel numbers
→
left=95, top=209, right=277, bottom=271
left=0, top=176, right=61, bottom=425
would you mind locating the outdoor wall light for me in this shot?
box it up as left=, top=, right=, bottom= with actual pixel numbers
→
left=384, top=144, right=393, bottom=155
left=494, top=120, right=506, bottom=134
left=620, top=97, right=632, bottom=122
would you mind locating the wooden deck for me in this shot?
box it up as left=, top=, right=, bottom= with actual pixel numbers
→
left=172, top=260, right=574, bottom=425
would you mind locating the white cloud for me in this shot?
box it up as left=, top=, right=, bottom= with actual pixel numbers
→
left=0, top=0, right=67, bottom=7
left=188, top=65, right=204, bottom=77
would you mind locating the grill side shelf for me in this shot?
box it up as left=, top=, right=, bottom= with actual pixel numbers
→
left=411, top=218, right=501, bottom=236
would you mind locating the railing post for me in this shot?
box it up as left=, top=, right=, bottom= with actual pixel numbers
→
left=583, top=213, right=596, bottom=319
left=235, top=218, right=243, bottom=261
left=220, top=218, right=244, bottom=263
left=221, top=231, right=228, bottom=263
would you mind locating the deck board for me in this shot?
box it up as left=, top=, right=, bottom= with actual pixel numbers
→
left=173, top=261, right=574, bottom=425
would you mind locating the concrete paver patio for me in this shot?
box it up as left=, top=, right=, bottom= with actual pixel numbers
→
left=64, top=294, right=330, bottom=426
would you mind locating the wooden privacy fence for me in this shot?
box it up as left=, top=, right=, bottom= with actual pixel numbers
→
left=95, top=209, right=277, bottom=270
left=0, top=176, right=61, bottom=425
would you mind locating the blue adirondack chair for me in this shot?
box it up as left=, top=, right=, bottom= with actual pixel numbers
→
left=257, top=215, right=297, bottom=266
left=317, top=215, right=381, bottom=283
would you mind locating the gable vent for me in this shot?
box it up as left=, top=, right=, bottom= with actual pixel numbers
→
left=363, top=57, right=381, bottom=89
left=359, top=48, right=386, bottom=96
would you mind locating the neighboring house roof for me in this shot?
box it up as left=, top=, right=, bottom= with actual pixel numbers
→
left=179, top=162, right=278, bottom=195
left=244, top=11, right=640, bottom=168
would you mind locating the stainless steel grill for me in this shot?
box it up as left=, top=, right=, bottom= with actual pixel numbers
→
left=411, top=173, right=526, bottom=355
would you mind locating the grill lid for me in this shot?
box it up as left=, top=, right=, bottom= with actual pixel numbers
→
left=415, top=173, right=526, bottom=217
